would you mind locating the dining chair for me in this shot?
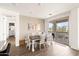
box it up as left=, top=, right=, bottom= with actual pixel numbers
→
left=25, top=34, right=31, bottom=50
left=39, top=33, right=46, bottom=50
left=47, top=33, right=53, bottom=45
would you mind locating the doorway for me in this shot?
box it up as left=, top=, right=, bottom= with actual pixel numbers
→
left=9, top=23, right=15, bottom=37
left=8, top=23, right=15, bottom=45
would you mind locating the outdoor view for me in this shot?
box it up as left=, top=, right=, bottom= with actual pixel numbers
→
left=48, top=23, right=53, bottom=32
left=56, top=22, right=68, bottom=32
left=48, top=21, right=68, bottom=32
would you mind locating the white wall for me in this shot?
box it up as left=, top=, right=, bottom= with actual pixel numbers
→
left=78, top=8, right=79, bottom=50
left=0, top=16, right=7, bottom=41
left=15, top=15, right=20, bottom=46
left=19, top=15, right=45, bottom=40
left=69, top=8, right=79, bottom=50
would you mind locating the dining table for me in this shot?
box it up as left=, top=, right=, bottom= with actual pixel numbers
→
left=29, top=35, right=41, bottom=52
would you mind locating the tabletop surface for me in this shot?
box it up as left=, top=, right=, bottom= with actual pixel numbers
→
left=29, top=35, right=41, bottom=40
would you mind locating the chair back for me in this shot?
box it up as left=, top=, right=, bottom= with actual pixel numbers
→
left=47, top=33, right=53, bottom=41
left=40, top=33, right=46, bottom=43
left=25, top=33, right=30, bottom=43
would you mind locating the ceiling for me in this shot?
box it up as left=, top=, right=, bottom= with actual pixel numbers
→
left=0, top=3, right=79, bottom=19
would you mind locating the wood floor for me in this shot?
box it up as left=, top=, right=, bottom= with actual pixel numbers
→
left=7, top=37, right=79, bottom=56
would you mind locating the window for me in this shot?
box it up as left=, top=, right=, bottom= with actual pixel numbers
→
left=48, top=23, right=53, bottom=32
left=56, top=22, right=68, bottom=32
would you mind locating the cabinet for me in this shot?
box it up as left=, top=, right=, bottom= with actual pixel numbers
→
left=19, top=40, right=26, bottom=48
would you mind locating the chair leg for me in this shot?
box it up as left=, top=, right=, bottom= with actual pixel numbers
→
left=26, top=43, right=28, bottom=49
left=35, top=43, right=37, bottom=48
left=26, top=45, right=28, bottom=49
left=39, top=44, right=41, bottom=50
left=51, top=41, right=52, bottom=45
left=28, top=43, right=30, bottom=50
left=45, top=42, right=48, bottom=48
left=51, top=40, right=53, bottom=45
left=43, top=43, right=45, bottom=48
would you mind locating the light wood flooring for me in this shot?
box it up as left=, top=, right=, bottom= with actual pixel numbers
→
left=7, top=37, right=79, bottom=56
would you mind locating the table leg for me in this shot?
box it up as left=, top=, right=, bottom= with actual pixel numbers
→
left=32, top=40, right=35, bottom=52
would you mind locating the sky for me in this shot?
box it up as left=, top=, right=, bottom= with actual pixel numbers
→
left=57, top=22, right=68, bottom=28
left=49, top=22, right=68, bottom=28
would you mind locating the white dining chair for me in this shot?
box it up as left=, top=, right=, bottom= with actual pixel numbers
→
left=25, top=34, right=31, bottom=50
left=47, top=33, right=53, bottom=45
left=25, top=33, right=37, bottom=52
left=39, top=33, right=46, bottom=50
